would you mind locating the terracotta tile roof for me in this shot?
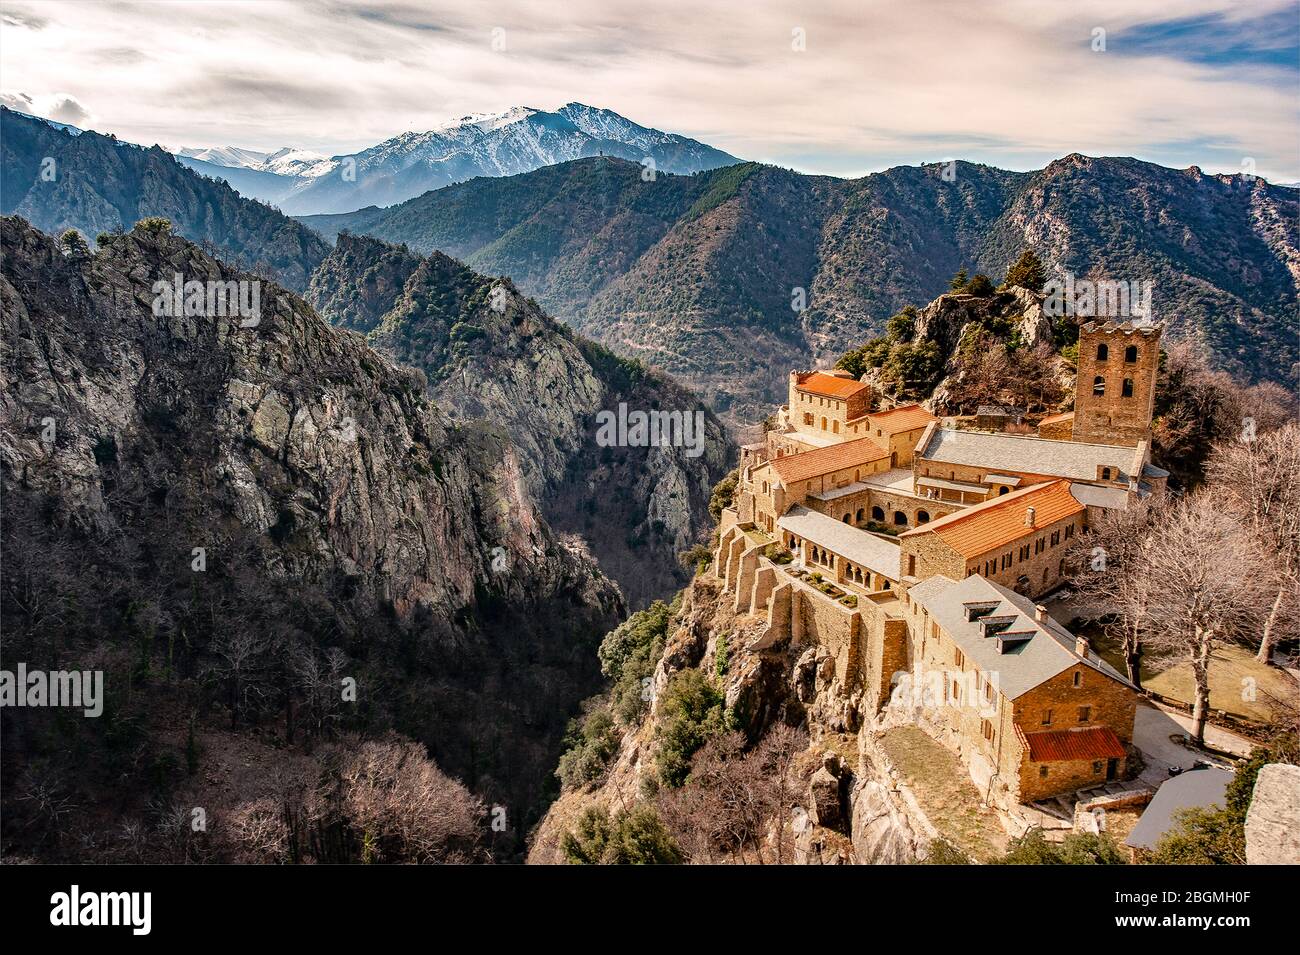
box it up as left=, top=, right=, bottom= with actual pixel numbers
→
left=867, top=404, right=937, bottom=433
left=1038, top=411, right=1075, bottom=426
left=770, top=435, right=891, bottom=485
left=1023, top=726, right=1127, bottom=763
left=794, top=372, right=870, bottom=400
left=899, top=479, right=1083, bottom=558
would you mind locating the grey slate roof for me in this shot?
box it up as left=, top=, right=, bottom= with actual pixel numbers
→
left=907, top=574, right=1132, bottom=699
left=1126, top=767, right=1234, bottom=850
left=1069, top=482, right=1131, bottom=510
left=920, top=428, right=1137, bottom=482
left=778, top=505, right=901, bottom=581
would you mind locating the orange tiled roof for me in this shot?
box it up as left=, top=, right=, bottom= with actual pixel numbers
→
left=899, top=479, right=1083, bottom=558
left=795, top=372, right=870, bottom=400
left=770, top=435, right=891, bottom=485
left=1023, top=726, right=1126, bottom=763
left=867, top=404, right=937, bottom=433
left=1038, top=411, right=1075, bottom=426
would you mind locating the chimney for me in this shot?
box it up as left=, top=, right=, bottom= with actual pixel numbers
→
left=1075, top=635, right=1090, bottom=658
left=1025, top=506, right=1036, bottom=528
left=1034, top=605, right=1048, bottom=623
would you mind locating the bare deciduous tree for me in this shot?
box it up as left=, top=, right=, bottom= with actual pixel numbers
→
left=656, top=723, right=809, bottom=864
left=1207, top=422, right=1300, bottom=664
left=1142, top=492, right=1271, bottom=745
left=1068, top=496, right=1165, bottom=687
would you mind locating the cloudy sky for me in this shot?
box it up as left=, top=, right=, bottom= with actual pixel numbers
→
left=2, top=0, right=1297, bottom=181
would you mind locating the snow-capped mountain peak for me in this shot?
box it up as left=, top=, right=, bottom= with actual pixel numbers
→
left=167, top=104, right=740, bottom=214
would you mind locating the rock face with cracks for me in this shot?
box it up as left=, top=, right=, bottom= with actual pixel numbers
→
left=0, top=215, right=623, bottom=835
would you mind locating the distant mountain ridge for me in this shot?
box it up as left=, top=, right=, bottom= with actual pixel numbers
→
left=299, top=154, right=1300, bottom=421
left=169, top=103, right=740, bottom=215
left=0, top=107, right=328, bottom=291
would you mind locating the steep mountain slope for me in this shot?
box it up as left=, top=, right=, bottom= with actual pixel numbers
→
left=307, top=233, right=734, bottom=606
left=0, top=108, right=328, bottom=291
left=202, top=103, right=739, bottom=215
left=302, top=155, right=1299, bottom=422
left=0, top=216, right=622, bottom=856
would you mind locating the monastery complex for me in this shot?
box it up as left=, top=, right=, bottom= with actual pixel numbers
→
left=717, top=321, right=1167, bottom=806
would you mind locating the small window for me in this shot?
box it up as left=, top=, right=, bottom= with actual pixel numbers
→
left=1093, top=375, right=1106, bottom=396
left=1092, top=760, right=1104, bottom=774
left=982, top=719, right=996, bottom=743
left=1096, top=343, right=1109, bottom=361
left=833, top=420, right=840, bottom=434
left=1078, top=706, right=1091, bottom=723
left=1101, top=467, right=1111, bottom=480
left=1122, top=378, right=1134, bottom=398
left=1039, top=765, right=1049, bottom=778
left=1124, top=345, right=1138, bottom=363
left=951, top=680, right=961, bottom=704
left=907, top=554, right=916, bottom=576
left=1073, top=671, right=1082, bottom=687
left=1041, top=709, right=1053, bottom=726
left=954, top=648, right=965, bottom=668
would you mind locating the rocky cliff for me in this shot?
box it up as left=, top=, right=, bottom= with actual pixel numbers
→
left=307, top=233, right=734, bottom=607
left=528, top=573, right=927, bottom=865
left=0, top=216, right=621, bottom=857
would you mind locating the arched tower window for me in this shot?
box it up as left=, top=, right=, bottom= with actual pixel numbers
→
left=1093, top=376, right=1106, bottom=396
left=1124, top=344, right=1138, bottom=362
left=1096, top=343, right=1109, bottom=361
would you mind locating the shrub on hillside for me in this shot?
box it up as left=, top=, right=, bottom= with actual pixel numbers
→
left=555, top=708, right=620, bottom=790
left=561, top=804, right=684, bottom=864
left=654, top=669, right=728, bottom=788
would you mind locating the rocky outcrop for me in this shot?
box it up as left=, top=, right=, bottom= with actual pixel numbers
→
left=1245, top=763, right=1300, bottom=865
left=308, top=233, right=735, bottom=607
left=913, top=287, right=1053, bottom=362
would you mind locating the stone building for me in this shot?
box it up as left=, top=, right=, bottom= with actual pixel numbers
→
left=912, top=424, right=1167, bottom=509
left=901, top=574, right=1138, bottom=804
left=787, top=370, right=874, bottom=441
left=717, top=356, right=1164, bottom=808
left=897, top=480, right=1086, bottom=599
left=1037, top=321, right=1162, bottom=447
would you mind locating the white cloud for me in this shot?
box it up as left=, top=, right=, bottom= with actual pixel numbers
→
left=0, top=0, right=1295, bottom=181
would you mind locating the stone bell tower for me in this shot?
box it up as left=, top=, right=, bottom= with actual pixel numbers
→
left=1072, top=321, right=1162, bottom=446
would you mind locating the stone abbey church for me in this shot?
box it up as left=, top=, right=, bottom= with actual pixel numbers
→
left=718, top=321, right=1166, bottom=806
